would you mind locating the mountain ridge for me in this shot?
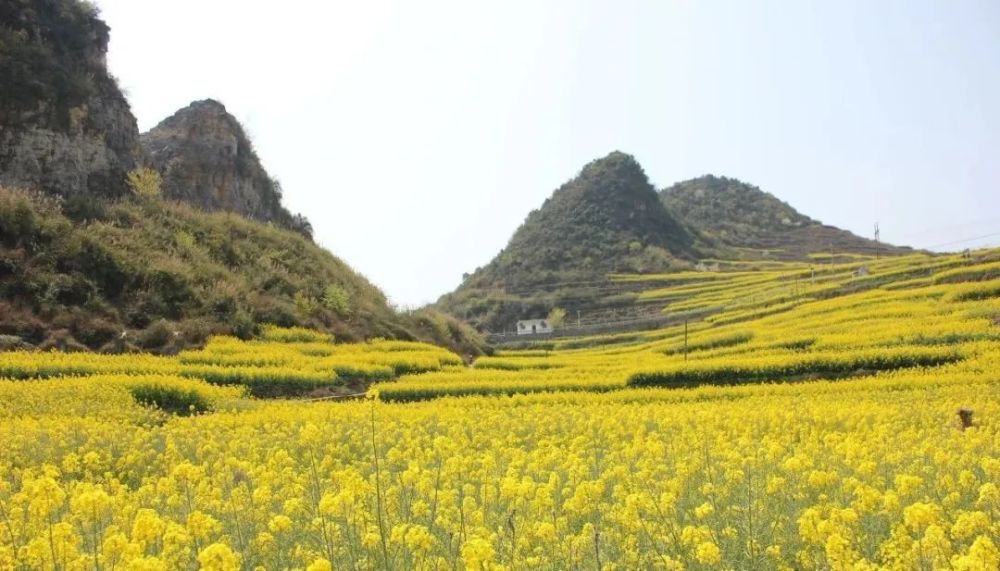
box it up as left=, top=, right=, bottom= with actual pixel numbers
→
left=663, top=174, right=912, bottom=260
left=436, top=155, right=914, bottom=332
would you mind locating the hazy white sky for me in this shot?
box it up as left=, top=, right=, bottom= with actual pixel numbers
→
left=95, top=0, right=1000, bottom=307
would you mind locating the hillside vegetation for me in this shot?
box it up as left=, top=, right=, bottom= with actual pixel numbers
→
left=0, top=187, right=485, bottom=356
left=663, top=175, right=912, bottom=260
left=1, top=248, right=997, bottom=569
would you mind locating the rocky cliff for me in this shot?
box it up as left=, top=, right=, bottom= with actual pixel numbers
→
left=0, top=0, right=142, bottom=197
left=141, top=100, right=311, bottom=237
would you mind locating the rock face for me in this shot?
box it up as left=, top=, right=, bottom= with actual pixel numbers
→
left=0, top=0, right=142, bottom=197
left=141, top=100, right=311, bottom=237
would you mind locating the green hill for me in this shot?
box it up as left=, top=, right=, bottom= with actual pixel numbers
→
left=0, top=187, right=485, bottom=356
left=662, top=175, right=912, bottom=260
left=437, top=151, right=696, bottom=331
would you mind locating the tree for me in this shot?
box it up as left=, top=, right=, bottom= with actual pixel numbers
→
left=126, top=167, right=162, bottom=198
left=547, top=307, right=567, bottom=328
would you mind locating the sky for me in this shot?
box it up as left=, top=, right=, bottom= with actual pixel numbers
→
left=94, top=0, right=1000, bottom=307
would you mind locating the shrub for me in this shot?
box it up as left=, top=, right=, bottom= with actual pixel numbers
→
left=61, top=193, right=108, bottom=222
left=322, top=284, right=351, bottom=315
left=0, top=189, right=38, bottom=248
left=137, top=320, right=174, bottom=350
left=0, top=334, right=28, bottom=351
left=293, top=291, right=319, bottom=319
left=70, top=315, right=119, bottom=349
left=128, top=383, right=211, bottom=415
left=231, top=309, right=257, bottom=340
left=126, top=167, right=163, bottom=198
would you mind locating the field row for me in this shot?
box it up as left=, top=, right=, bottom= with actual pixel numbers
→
left=0, top=330, right=462, bottom=396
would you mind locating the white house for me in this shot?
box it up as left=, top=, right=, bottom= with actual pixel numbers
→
left=517, top=319, right=553, bottom=335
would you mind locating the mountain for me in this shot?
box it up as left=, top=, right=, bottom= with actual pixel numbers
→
left=141, top=99, right=311, bottom=237
left=471, top=151, right=694, bottom=287
left=0, top=2, right=310, bottom=236
left=0, top=0, right=141, bottom=197
left=661, top=175, right=912, bottom=260
left=0, top=0, right=485, bottom=356
left=437, top=151, right=696, bottom=331
left=437, top=159, right=916, bottom=333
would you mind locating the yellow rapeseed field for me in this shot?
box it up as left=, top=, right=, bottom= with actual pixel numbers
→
left=1, top=249, right=999, bottom=569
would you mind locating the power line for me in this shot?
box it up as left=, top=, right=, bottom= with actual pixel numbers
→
left=923, top=231, right=1000, bottom=250
left=874, top=222, right=880, bottom=260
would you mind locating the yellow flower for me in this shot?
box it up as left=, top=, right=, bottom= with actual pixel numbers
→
left=461, top=537, right=495, bottom=569
left=132, top=508, right=166, bottom=544
left=695, top=541, right=721, bottom=565
left=127, top=556, right=169, bottom=571
left=824, top=533, right=854, bottom=567
left=268, top=514, right=293, bottom=534
left=694, top=502, right=714, bottom=519
left=952, top=536, right=1000, bottom=571
left=187, top=511, right=221, bottom=541
left=197, top=543, right=241, bottom=571
left=306, top=558, right=333, bottom=571
left=902, top=502, right=940, bottom=532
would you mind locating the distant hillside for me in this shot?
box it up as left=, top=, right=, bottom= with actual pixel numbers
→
left=141, top=99, right=311, bottom=237
left=0, top=187, right=486, bottom=356
left=438, top=162, right=917, bottom=333
left=437, top=152, right=696, bottom=331
left=662, top=175, right=912, bottom=260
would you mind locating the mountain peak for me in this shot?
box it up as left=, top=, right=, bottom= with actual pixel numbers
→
left=141, top=100, right=311, bottom=237
left=576, top=151, right=646, bottom=190
left=189, top=98, right=228, bottom=111
left=584, top=150, right=641, bottom=169
left=662, top=175, right=910, bottom=259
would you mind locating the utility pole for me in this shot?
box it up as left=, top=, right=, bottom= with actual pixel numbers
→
left=874, top=222, right=881, bottom=260
left=684, top=319, right=689, bottom=362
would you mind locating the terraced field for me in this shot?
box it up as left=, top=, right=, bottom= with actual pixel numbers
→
left=1, top=249, right=999, bottom=569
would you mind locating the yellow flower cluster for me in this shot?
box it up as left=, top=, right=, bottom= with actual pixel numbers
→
left=0, top=373, right=996, bottom=569
left=0, top=329, right=462, bottom=396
